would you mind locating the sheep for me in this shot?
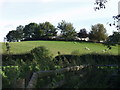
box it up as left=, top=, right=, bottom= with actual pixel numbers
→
left=102, top=50, right=105, bottom=52
left=73, top=42, right=77, bottom=44
left=85, top=47, right=90, bottom=50
left=102, top=49, right=109, bottom=52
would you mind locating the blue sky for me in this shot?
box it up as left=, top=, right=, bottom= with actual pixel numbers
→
left=0, top=0, right=119, bottom=42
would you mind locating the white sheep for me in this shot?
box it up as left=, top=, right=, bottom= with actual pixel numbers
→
left=73, top=42, right=77, bottom=44
left=85, top=47, right=90, bottom=50
left=102, top=50, right=105, bottom=52
left=102, top=49, right=109, bottom=52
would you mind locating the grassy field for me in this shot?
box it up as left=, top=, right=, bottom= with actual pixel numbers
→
left=1, top=41, right=119, bottom=56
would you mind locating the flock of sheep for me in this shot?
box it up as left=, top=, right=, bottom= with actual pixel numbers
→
left=73, top=42, right=109, bottom=53
left=84, top=47, right=109, bottom=52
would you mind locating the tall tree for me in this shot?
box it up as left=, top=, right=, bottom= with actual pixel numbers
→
left=38, top=22, right=57, bottom=39
left=57, top=20, right=77, bottom=40
left=16, top=25, right=24, bottom=41
left=23, top=23, right=39, bottom=40
left=78, top=28, right=88, bottom=40
left=6, top=30, right=17, bottom=42
left=104, top=31, right=120, bottom=46
left=89, top=24, right=108, bottom=42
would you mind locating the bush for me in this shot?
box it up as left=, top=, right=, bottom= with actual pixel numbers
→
left=2, top=53, right=34, bottom=65
left=2, top=46, right=55, bottom=88
left=31, top=46, right=55, bottom=70
left=54, top=54, right=120, bottom=67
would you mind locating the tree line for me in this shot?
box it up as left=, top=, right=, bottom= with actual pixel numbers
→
left=5, top=20, right=120, bottom=47
left=6, top=20, right=110, bottom=42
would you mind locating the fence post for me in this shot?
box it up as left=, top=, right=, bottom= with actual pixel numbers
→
left=27, top=72, right=38, bottom=89
left=25, top=71, right=33, bottom=87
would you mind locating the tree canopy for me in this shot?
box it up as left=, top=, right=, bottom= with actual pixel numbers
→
left=57, top=20, right=77, bottom=41
left=6, top=22, right=57, bottom=42
left=39, top=22, right=57, bottom=39
left=89, top=24, right=108, bottom=42
left=6, top=21, right=110, bottom=42
left=6, top=30, right=18, bottom=42
left=23, top=22, right=39, bottom=39
left=104, top=31, right=120, bottom=45
left=78, top=28, right=88, bottom=40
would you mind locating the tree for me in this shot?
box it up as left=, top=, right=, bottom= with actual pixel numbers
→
left=38, top=22, right=57, bottom=40
left=104, top=31, right=120, bottom=47
left=89, top=24, right=108, bottom=42
left=22, top=22, right=57, bottom=40
left=94, top=0, right=107, bottom=11
left=57, top=20, right=77, bottom=41
left=16, top=25, right=24, bottom=41
left=6, top=30, right=18, bottom=42
left=23, top=23, right=39, bottom=40
left=6, top=25, right=24, bottom=42
left=78, top=28, right=88, bottom=40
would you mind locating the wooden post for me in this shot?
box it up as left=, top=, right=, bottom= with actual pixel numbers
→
left=26, top=72, right=38, bottom=89
left=26, top=65, right=88, bottom=88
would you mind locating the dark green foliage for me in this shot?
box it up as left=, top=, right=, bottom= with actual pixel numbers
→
left=60, top=65, right=120, bottom=88
left=16, top=25, right=24, bottom=41
left=36, top=73, right=64, bottom=88
left=38, top=22, right=57, bottom=39
left=2, top=46, right=120, bottom=88
left=31, top=46, right=55, bottom=70
left=53, top=53, right=120, bottom=88
left=2, top=53, right=33, bottom=65
left=54, top=54, right=120, bottom=66
left=2, top=46, right=55, bottom=88
left=23, top=22, right=39, bottom=39
left=2, top=66, right=20, bottom=88
left=57, top=20, right=77, bottom=41
left=6, top=22, right=57, bottom=42
left=6, top=30, right=18, bottom=42
left=78, top=28, right=88, bottom=39
left=89, top=24, right=108, bottom=42
left=104, top=31, right=120, bottom=47
left=6, top=25, right=24, bottom=42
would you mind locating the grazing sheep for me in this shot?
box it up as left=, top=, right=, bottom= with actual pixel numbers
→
left=102, top=50, right=105, bottom=52
left=73, top=42, right=77, bottom=44
left=85, top=47, right=90, bottom=50
left=102, top=49, right=109, bottom=52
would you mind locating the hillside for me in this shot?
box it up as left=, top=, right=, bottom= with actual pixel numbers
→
left=1, top=41, right=119, bottom=56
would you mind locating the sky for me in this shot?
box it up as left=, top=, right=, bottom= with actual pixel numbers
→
left=0, top=0, right=119, bottom=42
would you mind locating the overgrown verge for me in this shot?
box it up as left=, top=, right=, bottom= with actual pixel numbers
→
left=1, top=46, right=55, bottom=88
left=1, top=46, right=120, bottom=88
left=54, top=54, right=120, bottom=67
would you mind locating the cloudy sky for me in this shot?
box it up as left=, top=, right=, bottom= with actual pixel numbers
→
left=0, top=0, right=119, bottom=42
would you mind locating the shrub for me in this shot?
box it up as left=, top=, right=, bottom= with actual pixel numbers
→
left=2, top=53, right=34, bottom=65
left=54, top=54, right=120, bottom=66
left=31, top=46, right=55, bottom=70
left=2, top=46, right=55, bottom=88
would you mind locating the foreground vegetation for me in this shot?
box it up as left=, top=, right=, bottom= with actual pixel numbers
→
left=2, top=41, right=119, bottom=56
left=1, top=45, right=120, bottom=88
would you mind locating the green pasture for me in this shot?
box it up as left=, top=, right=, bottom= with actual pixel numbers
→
left=1, top=41, right=119, bottom=56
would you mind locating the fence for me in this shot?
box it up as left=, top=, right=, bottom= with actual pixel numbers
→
left=12, top=64, right=119, bottom=89
left=26, top=65, right=89, bottom=89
